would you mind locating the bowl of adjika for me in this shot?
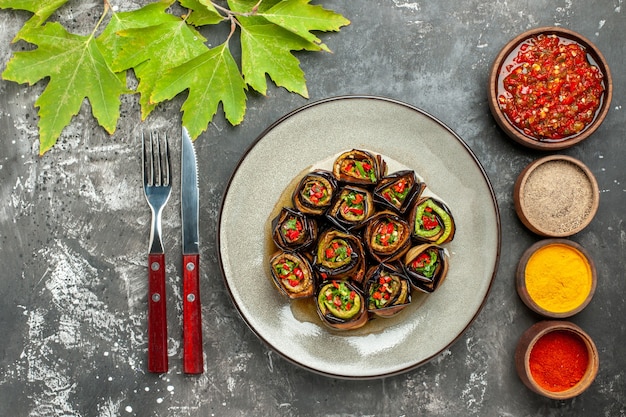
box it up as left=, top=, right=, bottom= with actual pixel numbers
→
left=488, top=27, right=612, bottom=150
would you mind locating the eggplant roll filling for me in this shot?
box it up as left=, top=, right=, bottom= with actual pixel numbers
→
left=270, top=251, right=315, bottom=298
left=315, top=229, right=366, bottom=283
left=411, top=197, right=456, bottom=245
left=333, top=149, right=385, bottom=186
left=316, top=280, right=368, bottom=330
left=271, top=207, right=318, bottom=251
left=375, top=170, right=424, bottom=214
left=367, top=271, right=410, bottom=311
left=404, top=245, right=448, bottom=293
left=365, top=211, right=411, bottom=262
left=293, top=170, right=337, bottom=215
left=326, top=186, right=374, bottom=230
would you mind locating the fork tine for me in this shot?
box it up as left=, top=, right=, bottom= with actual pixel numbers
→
left=142, top=131, right=146, bottom=184
left=163, top=132, right=171, bottom=187
left=152, top=131, right=161, bottom=187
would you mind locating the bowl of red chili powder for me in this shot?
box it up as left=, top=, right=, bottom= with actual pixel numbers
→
left=515, top=321, right=599, bottom=399
left=488, top=27, right=612, bottom=150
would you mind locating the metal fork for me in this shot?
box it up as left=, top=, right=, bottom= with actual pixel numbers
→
left=142, top=131, right=172, bottom=373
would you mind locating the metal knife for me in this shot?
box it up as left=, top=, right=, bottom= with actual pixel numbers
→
left=181, top=126, right=204, bottom=374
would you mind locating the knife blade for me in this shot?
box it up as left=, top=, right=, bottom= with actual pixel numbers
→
left=181, top=126, right=204, bottom=374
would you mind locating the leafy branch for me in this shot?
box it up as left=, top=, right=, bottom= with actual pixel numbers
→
left=0, top=0, right=350, bottom=155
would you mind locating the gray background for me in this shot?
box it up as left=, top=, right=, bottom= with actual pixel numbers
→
left=0, top=1, right=624, bottom=416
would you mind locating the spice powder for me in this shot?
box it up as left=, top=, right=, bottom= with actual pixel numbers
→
left=522, top=160, right=595, bottom=235
left=524, top=243, right=592, bottom=313
left=529, top=330, right=589, bottom=392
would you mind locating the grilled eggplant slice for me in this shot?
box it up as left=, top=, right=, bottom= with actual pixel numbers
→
left=316, top=280, right=368, bottom=330
left=363, top=210, right=411, bottom=263
left=374, top=170, right=425, bottom=214
left=403, top=244, right=449, bottom=293
left=326, top=186, right=375, bottom=232
left=365, top=263, right=411, bottom=318
left=332, top=149, right=386, bottom=186
left=270, top=250, right=316, bottom=299
left=314, top=228, right=366, bottom=284
left=409, top=197, right=456, bottom=245
left=292, top=170, right=338, bottom=216
left=271, top=207, right=318, bottom=251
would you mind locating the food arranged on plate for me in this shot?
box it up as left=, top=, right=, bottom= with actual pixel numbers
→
left=268, top=149, right=456, bottom=331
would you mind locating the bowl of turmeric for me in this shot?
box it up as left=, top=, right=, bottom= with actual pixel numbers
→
left=515, top=320, right=599, bottom=399
left=516, top=239, right=596, bottom=318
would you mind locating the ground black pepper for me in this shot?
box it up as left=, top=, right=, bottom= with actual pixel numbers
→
left=522, top=160, right=594, bottom=234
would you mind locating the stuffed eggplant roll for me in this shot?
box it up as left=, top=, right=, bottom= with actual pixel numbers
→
left=326, top=186, right=375, bottom=231
left=403, top=244, right=449, bottom=293
left=314, top=229, right=366, bottom=284
left=363, top=210, right=411, bottom=263
left=316, top=280, right=368, bottom=330
left=332, top=149, right=386, bottom=186
left=374, top=170, right=425, bottom=214
left=271, top=207, right=318, bottom=251
left=292, top=170, right=338, bottom=216
left=365, top=264, right=411, bottom=318
left=270, top=250, right=316, bottom=299
left=409, top=197, right=456, bottom=245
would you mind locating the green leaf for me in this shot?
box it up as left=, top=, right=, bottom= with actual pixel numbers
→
left=97, top=0, right=176, bottom=64
left=101, top=2, right=208, bottom=119
left=151, top=41, right=247, bottom=138
left=180, top=0, right=224, bottom=26
left=239, top=19, right=320, bottom=97
left=260, top=0, right=351, bottom=52
left=0, top=0, right=350, bottom=153
left=0, top=0, right=69, bottom=39
left=2, top=22, right=127, bottom=155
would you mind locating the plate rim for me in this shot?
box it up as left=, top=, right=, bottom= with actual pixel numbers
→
left=217, top=95, right=502, bottom=379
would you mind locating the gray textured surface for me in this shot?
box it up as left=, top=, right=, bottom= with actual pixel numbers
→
left=0, top=1, right=624, bottom=416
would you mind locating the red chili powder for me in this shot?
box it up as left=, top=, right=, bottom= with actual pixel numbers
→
left=529, top=330, right=589, bottom=392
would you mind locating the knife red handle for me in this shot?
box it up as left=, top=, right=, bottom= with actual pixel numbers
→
left=183, top=254, right=204, bottom=374
left=148, top=253, right=168, bottom=373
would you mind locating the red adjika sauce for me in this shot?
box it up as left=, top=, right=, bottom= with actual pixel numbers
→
left=497, top=34, right=605, bottom=141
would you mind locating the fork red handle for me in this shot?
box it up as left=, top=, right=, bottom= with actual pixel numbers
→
left=183, top=254, right=204, bottom=374
left=148, top=253, right=168, bottom=373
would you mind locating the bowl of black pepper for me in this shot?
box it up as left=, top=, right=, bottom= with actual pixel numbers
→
left=513, top=155, right=599, bottom=237
left=488, top=27, right=612, bottom=150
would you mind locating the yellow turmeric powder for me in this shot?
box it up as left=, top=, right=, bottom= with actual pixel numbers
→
left=524, top=243, right=592, bottom=313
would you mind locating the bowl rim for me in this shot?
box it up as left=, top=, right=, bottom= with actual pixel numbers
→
left=515, top=320, right=599, bottom=400
left=516, top=238, right=597, bottom=318
left=488, top=26, right=613, bottom=150
left=513, top=154, right=600, bottom=237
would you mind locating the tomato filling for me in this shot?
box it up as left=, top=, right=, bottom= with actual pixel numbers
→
left=323, top=239, right=353, bottom=263
left=281, top=217, right=303, bottom=243
left=318, top=281, right=361, bottom=319
left=374, top=220, right=398, bottom=247
left=369, top=273, right=395, bottom=308
left=273, top=258, right=305, bottom=288
left=382, top=178, right=410, bottom=208
left=342, top=159, right=376, bottom=183
left=302, top=179, right=330, bottom=206
left=409, top=250, right=438, bottom=279
left=340, top=190, right=365, bottom=218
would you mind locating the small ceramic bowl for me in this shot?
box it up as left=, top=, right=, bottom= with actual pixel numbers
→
left=516, top=239, right=597, bottom=318
left=515, top=321, right=599, bottom=400
left=488, top=26, right=612, bottom=150
left=514, top=155, right=599, bottom=237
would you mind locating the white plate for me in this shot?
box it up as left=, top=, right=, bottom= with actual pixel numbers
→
left=218, top=96, right=501, bottom=379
